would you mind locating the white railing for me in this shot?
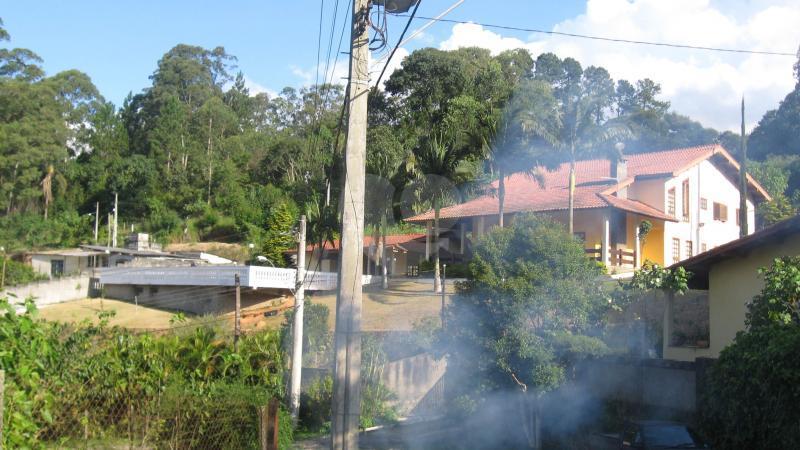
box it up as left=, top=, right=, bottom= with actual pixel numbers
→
left=97, top=265, right=374, bottom=291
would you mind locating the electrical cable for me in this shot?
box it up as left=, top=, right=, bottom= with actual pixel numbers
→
left=395, top=14, right=797, bottom=57
left=374, top=0, right=423, bottom=89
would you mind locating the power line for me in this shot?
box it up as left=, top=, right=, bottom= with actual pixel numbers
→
left=374, top=0, right=423, bottom=89
left=397, top=14, right=798, bottom=57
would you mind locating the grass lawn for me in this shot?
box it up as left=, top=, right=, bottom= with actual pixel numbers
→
left=38, top=298, right=179, bottom=329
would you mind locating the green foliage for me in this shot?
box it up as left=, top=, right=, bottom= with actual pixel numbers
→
left=0, top=256, right=47, bottom=286
left=446, top=214, right=609, bottom=402
left=260, top=200, right=298, bottom=267
left=0, top=298, right=289, bottom=449
left=701, top=325, right=800, bottom=449
left=281, top=300, right=332, bottom=367
left=745, top=256, right=800, bottom=329
left=701, top=256, right=800, bottom=449
left=627, top=261, right=691, bottom=294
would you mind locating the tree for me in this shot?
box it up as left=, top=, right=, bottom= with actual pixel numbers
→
left=534, top=54, right=629, bottom=234
left=749, top=49, right=800, bottom=160
left=702, top=256, right=800, bottom=449
left=471, top=79, right=560, bottom=228
left=445, top=214, right=609, bottom=449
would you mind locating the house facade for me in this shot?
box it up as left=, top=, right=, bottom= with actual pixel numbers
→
left=663, top=214, right=800, bottom=361
left=299, top=233, right=427, bottom=277
left=405, top=144, right=769, bottom=272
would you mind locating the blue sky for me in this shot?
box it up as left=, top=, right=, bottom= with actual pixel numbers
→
left=1, top=0, right=583, bottom=105
left=3, top=1, right=799, bottom=130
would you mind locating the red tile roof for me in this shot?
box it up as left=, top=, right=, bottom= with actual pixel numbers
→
left=302, top=233, right=426, bottom=253
left=405, top=144, right=769, bottom=222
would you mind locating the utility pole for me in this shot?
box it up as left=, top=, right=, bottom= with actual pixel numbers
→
left=234, top=273, right=241, bottom=352
left=107, top=213, right=112, bottom=248
left=739, top=97, right=749, bottom=237
left=441, top=263, right=446, bottom=329
left=332, top=0, right=369, bottom=447
left=290, top=215, right=307, bottom=423
left=112, top=193, right=119, bottom=247
left=1, top=246, right=6, bottom=291
left=94, top=201, right=100, bottom=244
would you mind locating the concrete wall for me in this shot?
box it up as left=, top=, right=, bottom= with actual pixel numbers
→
left=381, top=353, right=447, bottom=417
left=103, top=283, right=285, bottom=315
left=3, top=274, right=91, bottom=311
left=577, top=357, right=699, bottom=415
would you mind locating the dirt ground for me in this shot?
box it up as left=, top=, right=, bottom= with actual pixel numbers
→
left=307, top=278, right=454, bottom=331
left=37, top=278, right=453, bottom=332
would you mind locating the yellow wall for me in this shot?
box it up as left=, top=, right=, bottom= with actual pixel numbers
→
left=664, top=233, right=800, bottom=361
left=640, top=220, right=665, bottom=265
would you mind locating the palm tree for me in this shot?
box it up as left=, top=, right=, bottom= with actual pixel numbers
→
left=473, top=80, right=560, bottom=227
left=558, top=92, right=630, bottom=234
left=408, top=122, right=479, bottom=293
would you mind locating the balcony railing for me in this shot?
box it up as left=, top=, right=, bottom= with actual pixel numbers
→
left=585, top=247, right=637, bottom=268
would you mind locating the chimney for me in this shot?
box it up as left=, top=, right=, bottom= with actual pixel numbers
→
left=611, top=153, right=628, bottom=199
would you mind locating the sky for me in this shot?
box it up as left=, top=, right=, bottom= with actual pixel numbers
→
left=2, top=0, right=799, bottom=131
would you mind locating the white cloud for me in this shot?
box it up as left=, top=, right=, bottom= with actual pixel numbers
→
left=436, top=0, right=800, bottom=131
left=242, top=75, right=277, bottom=98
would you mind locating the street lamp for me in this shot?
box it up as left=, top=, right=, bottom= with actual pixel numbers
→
left=373, top=0, right=419, bottom=13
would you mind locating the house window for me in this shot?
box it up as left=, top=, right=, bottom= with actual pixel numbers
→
left=682, top=179, right=690, bottom=221
left=672, top=238, right=681, bottom=264
left=667, top=188, right=676, bottom=216
left=685, top=240, right=693, bottom=258
left=713, top=202, right=728, bottom=222
left=700, top=198, right=708, bottom=210
left=50, top=260, right=64, bottom=277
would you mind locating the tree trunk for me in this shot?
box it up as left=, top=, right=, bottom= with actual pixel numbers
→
left=568, top=155, right=576, bottom=235
left=498, top=167, right=505, bottom=228
left=434, top=205, right=441, bottom=293
left=206, top=117, right=213, bottom=205
left=381, top=224, right=389, bottom=289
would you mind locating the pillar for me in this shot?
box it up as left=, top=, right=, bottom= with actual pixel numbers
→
left=425, top=220, right=432, bottom=261
left=634, top=225, right=641, bottom=268
left=602, top=212, right=611, bottom=268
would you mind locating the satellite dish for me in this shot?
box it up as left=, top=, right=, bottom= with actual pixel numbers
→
left=373, top=0, right=419, bottom=13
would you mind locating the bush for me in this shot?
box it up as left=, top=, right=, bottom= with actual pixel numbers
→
left=0, top=298, right=290, bottom=449
left=0, top=257, right=47, bottom=286
left=701, top=325, right=800, bottom=449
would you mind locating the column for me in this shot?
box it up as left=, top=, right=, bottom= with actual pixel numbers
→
left=460, top=223, right=466, bottom=254
left=425, top=220, right=432, bottom=261
left=634, top=225, right=641, bottom=268
left=602, top=213, right=611, bottom=268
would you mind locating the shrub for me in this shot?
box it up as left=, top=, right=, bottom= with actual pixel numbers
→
left=0, top=257, right=47, bottom=286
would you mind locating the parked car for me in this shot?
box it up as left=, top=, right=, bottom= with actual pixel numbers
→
left=591, top=420, right=710, bottom=449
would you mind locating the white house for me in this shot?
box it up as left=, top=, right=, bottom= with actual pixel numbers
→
left=406, top=144, right=770, bottom=271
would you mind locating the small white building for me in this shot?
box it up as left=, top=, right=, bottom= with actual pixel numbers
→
left=29, top=248, right=107, bottom=279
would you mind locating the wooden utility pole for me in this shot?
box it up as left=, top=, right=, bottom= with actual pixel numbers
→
left=234, top=273, right=241, bottom=352
left=94, top=201, right=100, bottom=244
left=112, top=193, right=119, bottom=248
left=332, top=0, right=369, bottom=447
left=441, top=264, right=446, bottom=329
left=290, top=215, right=307, bottom=422
left=107, top=213, right=112, bottom=248
left=739, top=97, right=749, bottom=237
